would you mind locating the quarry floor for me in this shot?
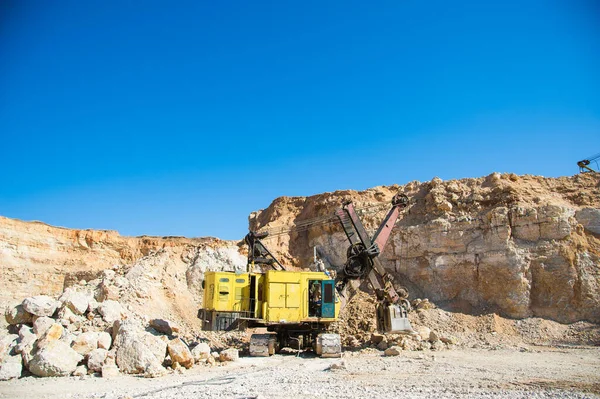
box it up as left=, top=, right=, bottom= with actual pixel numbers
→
left=1, top=346, right=599, bottom=399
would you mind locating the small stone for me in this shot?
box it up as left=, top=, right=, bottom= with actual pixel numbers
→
left=14, top=327, right=36, bottom=355
left=73, top=364, right=87, bottom=377
left=384, top=346, right=402, bottom=356
left=219, top=348, right=239, bottom=362
left=0, top=335, right=18, bottom=363
left=377, top=340, right=389, bottom=351
left=22, top=296, right=59, bottom=317
left=370, top=333, right=385, bottom=345
left=329, top=360, right=346, bottom=370
left=440, top=335, right=457, bottom=345
left=429, top=331, right=440, bottom=343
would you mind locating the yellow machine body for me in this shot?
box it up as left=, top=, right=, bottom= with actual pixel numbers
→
left=200, top=270, right=339, bottom=330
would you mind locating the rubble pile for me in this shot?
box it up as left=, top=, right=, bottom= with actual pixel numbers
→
left=330, top=290, right=600, bottom=354
left=0, top=271, right=244, bottom=381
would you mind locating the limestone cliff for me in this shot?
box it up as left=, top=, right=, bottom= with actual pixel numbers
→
left=249, top=173, right=600, bottom=324
left=0, top=217, right=246, bottom=331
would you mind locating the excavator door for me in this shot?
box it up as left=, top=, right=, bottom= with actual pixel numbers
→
left=376, top=303, right=413, bottom=334
left=320, top=280, right=336, bottom=318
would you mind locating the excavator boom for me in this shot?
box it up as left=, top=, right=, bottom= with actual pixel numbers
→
left=334, top=193, right=413, bottom=334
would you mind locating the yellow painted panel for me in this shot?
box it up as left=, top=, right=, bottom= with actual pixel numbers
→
left=268, top=283, right=286, bottom=308
left=286, top=283, right=300, bottom=308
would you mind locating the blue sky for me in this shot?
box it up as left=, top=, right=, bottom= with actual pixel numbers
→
left=1, top=1, right=598, bottom=239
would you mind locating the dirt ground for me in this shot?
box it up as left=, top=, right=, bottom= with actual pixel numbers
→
left=1, top=345, right=599, bottom=399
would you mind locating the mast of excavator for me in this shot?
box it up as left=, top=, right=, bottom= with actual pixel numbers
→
left=578, top=153, right=600, bottom=173
left=245, top=231, right=286, bottom=271
left=334, top=193, right=409, bottom=305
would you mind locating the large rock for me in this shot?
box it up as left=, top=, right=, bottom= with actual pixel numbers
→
left=113, top=320, right=165, bottom=376
left=71, top=332, right=99, bottom=355
left=5, top=304, right=33, bottom=325
left=191, top=342, right=211, bottom=363
left=15, top=326, right=37, bottom=354
left=149, top=319, right=180, bottom=335
left=87, top=348, right=108, bottom=372
left=36, top=323, right=64, bottom=349
left=28, top=340, right=82, bottom=377
left=0, top=335, right=18, bottom=364
left=97, top=300, right=123, bottom=324
left=22, top=296, right=59, bottom=317
left=59, top=289, right=90, bottom=315
left=142, top=333, right=167, bottom=363
left=0, top=354, right=22, bottom=380
left=167, top=338, right=194, bottom=369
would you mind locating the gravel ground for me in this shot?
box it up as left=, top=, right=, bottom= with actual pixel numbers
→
left=1, top=346, right=598, bottom=399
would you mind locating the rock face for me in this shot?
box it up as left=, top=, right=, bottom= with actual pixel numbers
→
left=249, top=173, right=600, bottom=323
left=0, top=215, right=244, bottom=332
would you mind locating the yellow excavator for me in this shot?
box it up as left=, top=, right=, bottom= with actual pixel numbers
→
left=198, top=193, right=413, bottom=357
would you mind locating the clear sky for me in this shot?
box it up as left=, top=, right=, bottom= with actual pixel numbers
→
left=1, top=1, right=599, bottom=240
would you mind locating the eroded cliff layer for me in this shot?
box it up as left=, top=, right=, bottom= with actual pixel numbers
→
left=250, top=173, right=600, bottom=323
left=0, top=217, right=246, bottom=331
